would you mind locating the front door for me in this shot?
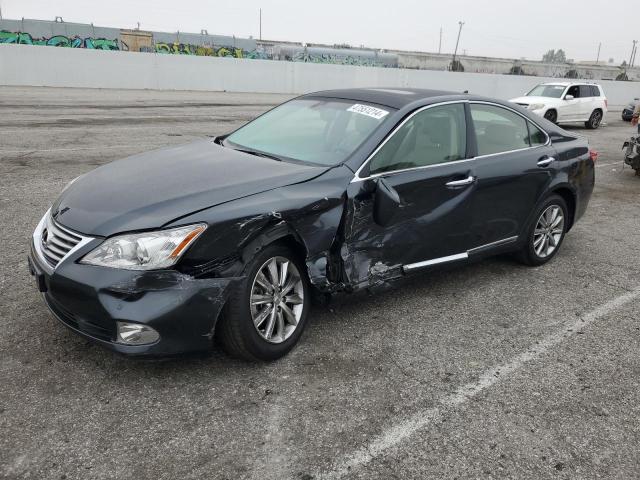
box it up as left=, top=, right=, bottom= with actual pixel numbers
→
left=561, top=85, right=582, bottom=121
left=342, top=102, right=478, bottom=287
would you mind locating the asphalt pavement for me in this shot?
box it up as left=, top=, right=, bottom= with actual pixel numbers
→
left=1, top=86, right=639, bottom=480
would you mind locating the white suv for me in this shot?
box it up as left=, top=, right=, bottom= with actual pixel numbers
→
left=510, top=82, right=608, bottom=129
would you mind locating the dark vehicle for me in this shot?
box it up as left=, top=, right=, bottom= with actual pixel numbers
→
left=622, top=135, right=640, bottom=175
left=28, top=88, right=595, bottom=361
left=622, top=99, right=639, bottom=121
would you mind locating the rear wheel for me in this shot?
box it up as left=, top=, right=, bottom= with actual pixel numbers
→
left=544, top=109, right=558, bottom=124
left=517, top=195, right=568, bottom=266
left=585, top=109, right=603, bottom=129
left=216, top=244, right=311, bottom=361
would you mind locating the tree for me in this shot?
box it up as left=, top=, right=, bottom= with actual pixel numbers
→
left=542, top=49, right=556, bottom=63
left=542, top=49, right=567, bottom=64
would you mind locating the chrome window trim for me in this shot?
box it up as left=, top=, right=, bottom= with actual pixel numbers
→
left=33, top=209, right=94, bottom=274
left=403, top=235, right=519, bottom=273
left=351, top=100, right=552, bottom=183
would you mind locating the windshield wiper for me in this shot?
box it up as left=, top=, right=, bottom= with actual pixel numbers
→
left=231, top=147, right=283, bottom=162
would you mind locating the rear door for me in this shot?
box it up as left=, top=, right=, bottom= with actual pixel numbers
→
left=467, top=103, right=555, bottom=250
left=579, top=85, right=595, bottom=119
left=343, top=102, right=478, bottom=285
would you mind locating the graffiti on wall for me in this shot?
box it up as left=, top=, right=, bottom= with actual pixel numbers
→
left=289, top=51, right=384, bottom=67
left=153, top=42, right=267, bottom=59
left=0, top=30, right=120, bottom=50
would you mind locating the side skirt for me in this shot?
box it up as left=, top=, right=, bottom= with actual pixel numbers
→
left=402, top=236, right=519, bottom=273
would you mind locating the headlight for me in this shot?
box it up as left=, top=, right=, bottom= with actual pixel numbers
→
left=80, top=224, right=207, bottom=270
left=529, top=103, right=545, bottom=110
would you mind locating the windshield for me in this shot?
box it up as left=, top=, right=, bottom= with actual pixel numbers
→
left=526, top=85, right=566, bottom=98
left=224, top=98, right=393, bottom=166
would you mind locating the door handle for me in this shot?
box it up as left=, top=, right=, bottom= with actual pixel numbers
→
left=537, top=157, right=555, bottom=167
left=445, top=175, right=476, bottom=187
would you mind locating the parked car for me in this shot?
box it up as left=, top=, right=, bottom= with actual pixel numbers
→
left=622, top=98, right=639, bottom=121
left=510, top=82, right=608, bottom=129
left=29, top=88, right=596, bottom=361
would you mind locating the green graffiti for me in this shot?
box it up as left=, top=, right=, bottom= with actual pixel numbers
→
left=0, top=30, right=119, bottom=50
left=155, top=42, right=246, bottom=58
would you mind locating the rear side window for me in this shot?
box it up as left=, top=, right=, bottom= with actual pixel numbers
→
left=590, top=85, right=601, bottom=97
left=579, top=85, right=593, bottom=98
left=527, top=122, right=548, bottom=146
left=369, top=103, right=467, bottom=175
left=470, top=104, right=530, bottom=156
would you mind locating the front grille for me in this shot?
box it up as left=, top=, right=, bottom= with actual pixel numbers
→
left=41, top=216, right=84, bottom=268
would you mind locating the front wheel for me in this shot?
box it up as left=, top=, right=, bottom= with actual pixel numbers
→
left=517, top=195, right=568, bottom=267
left=544, top=110, right=558, bottom=124
left=216, top=244, right=311, bottom=361
left=585, top=110, right=603, bottom=129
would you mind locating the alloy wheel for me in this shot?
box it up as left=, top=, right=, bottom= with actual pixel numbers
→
left=249, top=256, right=304, bottom=344
left=590, top=111, right=602, bottom=128
left=533, top=205, right=565, bottom=258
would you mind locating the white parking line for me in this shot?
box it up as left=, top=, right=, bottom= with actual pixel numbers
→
left=595, top=161, right=623, bottom=168
left=318, top=286, right=640, bottom=479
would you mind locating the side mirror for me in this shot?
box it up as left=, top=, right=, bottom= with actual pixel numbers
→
left=373, top=178, right=401, bottom=226
left=565, top=95, right=575, bottom=100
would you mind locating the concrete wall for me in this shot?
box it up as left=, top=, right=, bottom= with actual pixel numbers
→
left=2, top=44, right=639, bottom=107
left=395, top=51, right=633, bottom=81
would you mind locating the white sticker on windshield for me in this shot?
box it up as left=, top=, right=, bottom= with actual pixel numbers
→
left=347, top=104, right=389, bottom=120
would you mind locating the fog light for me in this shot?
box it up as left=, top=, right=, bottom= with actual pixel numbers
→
left=116, top=322, right=160, bottom=345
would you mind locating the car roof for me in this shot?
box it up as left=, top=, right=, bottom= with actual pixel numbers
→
left=301, top=87, right=462, bottom=109
left=540, top=81, right=601, bottom=87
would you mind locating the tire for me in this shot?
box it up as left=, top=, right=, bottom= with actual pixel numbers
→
left=585, top=109, right=603, bottom=129
left=516, top=195, right=569, bottom=267
left=544, top=110, right=558, bottom=124
left=216, top=244, right=311, bottom=361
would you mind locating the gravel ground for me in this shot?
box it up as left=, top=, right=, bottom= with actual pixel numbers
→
left=1, top=86, right=639, bottom=480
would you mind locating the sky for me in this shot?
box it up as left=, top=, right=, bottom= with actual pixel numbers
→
left=1, top=0, right=636, bottom=63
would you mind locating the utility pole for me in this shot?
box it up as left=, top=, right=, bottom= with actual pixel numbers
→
left=259, top=8, right=262, bottom=41
left=438, top=27, right=442, bottom=54
left=632, top=42, right=638, bottom=68
left=629, top=40, right=637, bottom=67
left=596, top=42, right=601, bottom=64
left=452, top=21, right=465, bottom=71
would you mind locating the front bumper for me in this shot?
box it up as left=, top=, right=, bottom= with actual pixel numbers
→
left=28, top=238, right=236, bottom=357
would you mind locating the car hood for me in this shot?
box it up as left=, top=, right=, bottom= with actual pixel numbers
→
left=52, top=140, right=331, bottom=237
left=510, top=96, right=559, bottom=105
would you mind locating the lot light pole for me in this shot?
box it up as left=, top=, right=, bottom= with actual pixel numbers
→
left=259, top=8, right=262, bottom=40
left=452, top=21, right=465, bottom=71
left=629, top=40, right=637, bottom=69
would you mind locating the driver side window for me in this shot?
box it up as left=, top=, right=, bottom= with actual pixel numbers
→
left=566, top=86, right=580, bottom=98
left=369, top=103, right=467, bottom=175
